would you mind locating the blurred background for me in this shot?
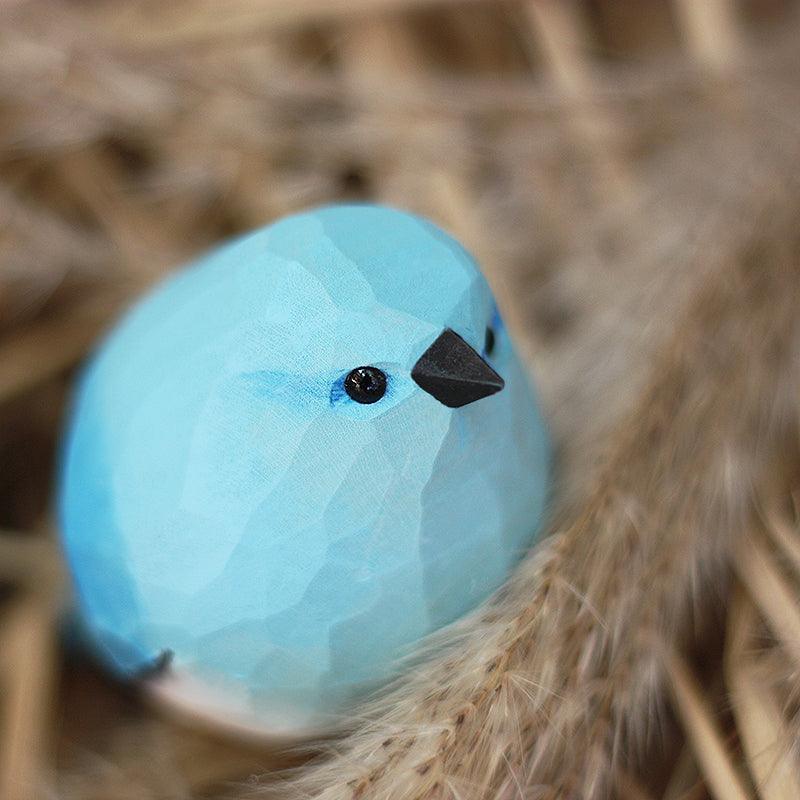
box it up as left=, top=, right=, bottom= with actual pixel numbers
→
left=2, top=1, right=800, bottom=798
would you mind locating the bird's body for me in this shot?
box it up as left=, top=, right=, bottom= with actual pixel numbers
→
left=59, top=205, right=549, bottom=736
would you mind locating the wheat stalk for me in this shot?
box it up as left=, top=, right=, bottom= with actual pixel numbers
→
left=1, top=3, right=799, bottom=798
left=251, top=138, right=800, bottom=800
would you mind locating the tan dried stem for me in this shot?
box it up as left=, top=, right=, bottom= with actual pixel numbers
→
left=257, top=151, right=800, bottom=800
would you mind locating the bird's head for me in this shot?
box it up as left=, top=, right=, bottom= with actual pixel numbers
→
left=232, top=204, right=506, bottom=422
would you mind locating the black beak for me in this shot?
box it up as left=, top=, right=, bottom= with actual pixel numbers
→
left=411, top=328, right=505, bottom=408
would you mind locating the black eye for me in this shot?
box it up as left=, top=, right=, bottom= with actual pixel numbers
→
left=484, top=326, right=496, bottom=356
left=344, top=366, right=388, bottom=404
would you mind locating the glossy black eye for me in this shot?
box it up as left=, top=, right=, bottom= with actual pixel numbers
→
left=484, top=326, right=496, bottom=356
left=344, top=366, right=388, bottom=404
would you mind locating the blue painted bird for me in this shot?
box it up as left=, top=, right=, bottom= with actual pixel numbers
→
left=59, top=205, right=549, bottom=736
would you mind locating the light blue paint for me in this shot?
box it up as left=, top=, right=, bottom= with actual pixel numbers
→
left=58, top=205, right=550, bottom=734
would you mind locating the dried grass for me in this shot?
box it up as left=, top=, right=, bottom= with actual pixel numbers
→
left=1, top=1, right=800, bottom=798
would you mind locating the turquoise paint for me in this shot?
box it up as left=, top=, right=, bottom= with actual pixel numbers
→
left=58, top=205, right=550, bottom=734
